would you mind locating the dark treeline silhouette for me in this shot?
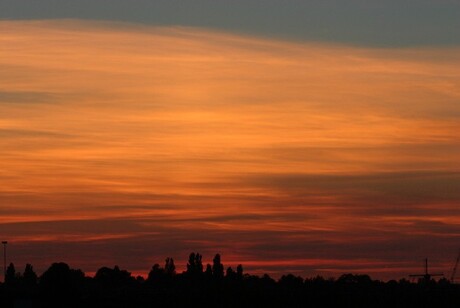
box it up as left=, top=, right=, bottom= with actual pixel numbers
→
left=1, top=253, right=460, bottom=308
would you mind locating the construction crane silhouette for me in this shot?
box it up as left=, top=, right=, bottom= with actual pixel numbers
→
left=451, top=249, right=460, bottom=283
left=409, top=258, right=443, bottom=281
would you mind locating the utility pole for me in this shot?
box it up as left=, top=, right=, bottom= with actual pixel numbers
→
left=1, top=241, right=7, bottom=283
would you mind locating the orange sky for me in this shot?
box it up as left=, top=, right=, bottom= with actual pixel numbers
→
left=1, top=20, right=460, bottom=280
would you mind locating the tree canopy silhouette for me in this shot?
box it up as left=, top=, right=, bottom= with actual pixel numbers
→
left=1, top=253, right=459, bottom=308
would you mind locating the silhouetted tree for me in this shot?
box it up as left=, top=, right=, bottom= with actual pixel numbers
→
left=2, top=252, right=460, bottom=308
left=236, top=264, right=243, bottom=279
left=22, top=263, right=38, bottom=287
left=226, top=266, right=236, bottom=280
left=212, top=254, right=224, bottom=279
left=186, top=252, right=203, bottom=276
left=279, top=274, right=304, bottom=288
left=204, top=263, right=213, bottom=278
left=5, top=263, right=16, bottom=285
left=39, top=262, right=85, bottom=304
left=165, top=257, right=176, bottom=276
left=147, top=263, right=165, bottom=283
left=337, top=273, right=372, bottom=285
left=95, top=265, right=134, bottom=286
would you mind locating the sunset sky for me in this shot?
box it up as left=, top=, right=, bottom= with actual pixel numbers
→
left=1, top=1, right=460, bottom=280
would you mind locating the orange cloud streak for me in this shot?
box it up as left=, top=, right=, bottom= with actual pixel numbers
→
left=1, top=20, right=460, bottom=279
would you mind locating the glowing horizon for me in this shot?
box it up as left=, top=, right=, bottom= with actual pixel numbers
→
left=1, top=20, right=460, bottom=280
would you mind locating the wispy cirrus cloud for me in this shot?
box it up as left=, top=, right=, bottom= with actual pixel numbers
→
left=1, top=20, right=459, bottom=280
